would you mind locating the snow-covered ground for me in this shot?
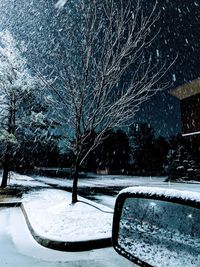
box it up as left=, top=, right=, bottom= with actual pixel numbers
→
left=0, top=173, right=135, bottom=266
left=6, top=172, right=200, bottom=242
left=23, top=189, right=113, bottom=242
left=10, top=172, right=51, bottom=187
left=0, top=207, right=134, bottom=267
left=34, top=174, right=200, bottom=208
left=1, top=172, right=114, bottom=242
left=34, top=174, right=167, bottom=189
left=1, top=172, right=200, bottom=267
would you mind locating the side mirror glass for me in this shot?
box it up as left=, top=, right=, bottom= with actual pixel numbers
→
left=112, top=187, right=200, bottom=267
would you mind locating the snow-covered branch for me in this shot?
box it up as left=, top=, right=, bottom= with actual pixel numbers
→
left=37, top=0, right=174, bottom=203
left=43, top=0, right=169, bottom=153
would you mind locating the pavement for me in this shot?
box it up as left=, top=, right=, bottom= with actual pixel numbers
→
left=0, top=206, right=135, bottom=267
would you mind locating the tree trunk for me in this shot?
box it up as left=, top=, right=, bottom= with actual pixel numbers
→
left=1, top=160, right=9, bottom=188
left=71, top=163, right=79, bottom=204
left=1, top=94, right=15, bottom=188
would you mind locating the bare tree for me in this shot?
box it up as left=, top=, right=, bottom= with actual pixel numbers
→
left=39, top=0, right=171, bottom=203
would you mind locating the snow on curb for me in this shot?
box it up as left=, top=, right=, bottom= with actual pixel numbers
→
left=21, top=202, right=111, bottom=251
left=21, top=189, right=113, bottom=251
left=0, top=187, right=113, bottom=251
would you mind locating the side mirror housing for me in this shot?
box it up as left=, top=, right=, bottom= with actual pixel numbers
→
left=112, top=187, right=200, bottom=267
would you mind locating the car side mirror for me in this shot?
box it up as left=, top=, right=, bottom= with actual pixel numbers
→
left=112, top=187, right=200, bottom=267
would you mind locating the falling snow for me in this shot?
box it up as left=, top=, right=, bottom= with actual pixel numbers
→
left=0, top=0, right=199, bottom=137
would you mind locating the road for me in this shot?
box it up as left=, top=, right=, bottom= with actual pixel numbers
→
left=34, top=175, right=200, bottom=209
left=0, top=207, right=135, bottom=267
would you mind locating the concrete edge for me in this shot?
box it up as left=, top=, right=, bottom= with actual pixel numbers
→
left=0, top=200, right=112, bottom=251
left=20, top=203, right=112, bottom=252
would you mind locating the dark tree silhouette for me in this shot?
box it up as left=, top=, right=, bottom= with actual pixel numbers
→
left=129, top=123, right=169, bottom=175
left=165, top=135, right=200, bottom=181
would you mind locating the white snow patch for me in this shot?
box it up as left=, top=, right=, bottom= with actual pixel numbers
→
left=0, top=208, right=133, bottom=266
left=35, top=175, right=167, bottom=188
left=55, top=0, right=68, bottom=9
left=182, top=130, right=200, bottom=137
left=172, top=73, right=176, bottom=82
left=23, top=189, right=113, bottom=242
left=119, top=186, right=200, bottom=202
left=8, top=172, right=50, bottom=187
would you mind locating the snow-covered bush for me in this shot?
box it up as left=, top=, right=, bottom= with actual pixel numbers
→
left=0, top=30, right=52, bottom=187
left=165, top=145, right=200, bottom=182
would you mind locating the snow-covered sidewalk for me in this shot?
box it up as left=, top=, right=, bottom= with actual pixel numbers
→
left=3, top=171, right=200, bottom=252
left=10, top=172, right=51, bottom=188
left=0, top=172, right=114, bottom=250
left=22, top=188, right=113, bottom=243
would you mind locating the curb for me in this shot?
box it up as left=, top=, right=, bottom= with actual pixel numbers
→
left=20, top=203, right=111, bottom=251
left=0, top=201, right=112, bottom=251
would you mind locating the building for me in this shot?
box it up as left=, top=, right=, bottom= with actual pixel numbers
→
left=170, top=79, right=200, bottom=160
left=171, top=79, right=200, bottom=138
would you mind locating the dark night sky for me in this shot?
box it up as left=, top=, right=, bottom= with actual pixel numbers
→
left=136, top=0, right=200, bottom=137
left=0, top=0, right=200, bottom=137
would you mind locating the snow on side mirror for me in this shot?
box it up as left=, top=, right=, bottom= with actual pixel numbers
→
left=112, top=187, right=200, bottom=267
